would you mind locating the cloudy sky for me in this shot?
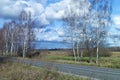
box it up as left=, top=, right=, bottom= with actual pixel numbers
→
left=0, top=0, right=120, bottom=45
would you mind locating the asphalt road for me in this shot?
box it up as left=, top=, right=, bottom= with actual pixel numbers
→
left=1, top=57, right=120, bottom=80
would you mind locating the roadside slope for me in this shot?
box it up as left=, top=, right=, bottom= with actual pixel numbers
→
left=1, top=57, right=120, bottom=80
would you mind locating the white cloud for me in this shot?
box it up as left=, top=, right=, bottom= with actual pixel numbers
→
left=112, top=15, right=120, bottom=29
left=34, top=25, right=65, bottom=41
left=54, top=27, right=65, bottom=36
left=107, top=15, right=120, bottom=41
left=44, top=0, right=91, bottom=20
left=113, top=15, right=120, bottom=25
left=0, top=0, right=91, bottom=25
left=44, top=0, right=69, bottom=20
left=0, top=0, right=91, bottom=41
left=35, top=28, right=63, bottom=41
left=0, top=0, right=28, bottom=19
left=0, top=0, right=44, bottom=19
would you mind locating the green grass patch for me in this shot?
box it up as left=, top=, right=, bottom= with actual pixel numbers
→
left=47, top=56, right=96, bottom=62
left=47, top=55, right=120, bottom=69
left=48, top=56, right=75, bottom=60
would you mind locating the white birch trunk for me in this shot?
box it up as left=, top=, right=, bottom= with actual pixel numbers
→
left=96, top=43, right=99, bottom=64
left=10, top=33, right=14, bottom=56
left=72, top=41, right=77, bottom=62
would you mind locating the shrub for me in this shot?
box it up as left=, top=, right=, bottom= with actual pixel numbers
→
left=99, top=48, right=112, bottom=57
left=81, top=48, right=112, bottom=57
left=26, top=51, right=40, bottom=58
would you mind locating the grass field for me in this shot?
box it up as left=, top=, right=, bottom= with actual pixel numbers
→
left=31, top=51, right=120, bottom=69
left=0, top=62, right=89, bottom=80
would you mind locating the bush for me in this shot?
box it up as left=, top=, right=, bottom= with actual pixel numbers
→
left=99, top=48, right=112, bottom=57
left=26, top=51, right=40, bottom=58
left=80, top=48, right=112, bottom=57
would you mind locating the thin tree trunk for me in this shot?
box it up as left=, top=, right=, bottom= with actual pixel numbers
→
left=4, top=31, right=8, bottom=55
left=96, top=23, right=99, bottom=64
left=23, top=40, right=26, bottom=58
left=10, top=33, right=14, bottom=56
left=10, top=42, right=13, bottom=56
left=72, top=41, right=77, bottom=62
left=80, top=51, right=83, bottom=58
left=77, top=41, right=80, bottom=61
left=5, top=43, right=8, bottom=55
left=96, top=42, right=99, bottom=64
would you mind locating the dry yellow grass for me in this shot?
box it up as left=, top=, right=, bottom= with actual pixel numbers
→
left=0, top=62, right=89, bottom=80
left=111, top=52, right=120, bottom=57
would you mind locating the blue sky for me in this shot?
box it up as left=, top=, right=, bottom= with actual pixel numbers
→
left=109, top=0, right=120, bottom=46
left=0, top=0, right=120, bottom=46
left=113, top=0, right=120, bottom=15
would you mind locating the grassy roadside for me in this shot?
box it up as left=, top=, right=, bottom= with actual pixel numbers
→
left=0, top=62, right=89, bottom=80
left=30, top=51, right=120, bottom=69
left=48, top=52, right=120, bottom=69
left=46, top=56, right=120, bottom=69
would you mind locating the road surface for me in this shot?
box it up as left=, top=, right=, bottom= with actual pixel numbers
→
left=0, top=57, right=120, bottom=80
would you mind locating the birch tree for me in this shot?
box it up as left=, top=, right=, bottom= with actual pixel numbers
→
left=9, top=21, right=16, bottom=56
left=0, top=28, right=5, bottom=55
left=63, top=7, right=77, bottom=61
left=19, top=10, right=34, bottom=58
left=63, top=0, right=91, bottom=61
left=2, top=22, right=11, bottom=55
left=90, top=0, right=112, bottom=63
left=63, top=0, right=112, bottom=63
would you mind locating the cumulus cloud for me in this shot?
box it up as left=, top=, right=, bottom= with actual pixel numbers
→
left=113, top=15, right=120, bottom=25
left=34, top=24, right=65, bottom=41
left=0, top=0, right=45, bottom=23
left=0, top=0, right=91, bottom=25
left=0, top=0, right=91, bottom=41
left=108, top=15, right=120, bottom=40
left=35, top=28, right=63, bottom=41
left=113, top=15, right=120, bottom=29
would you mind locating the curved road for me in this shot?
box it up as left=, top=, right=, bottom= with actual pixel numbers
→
left=1, top=57, right=120, bottom=80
